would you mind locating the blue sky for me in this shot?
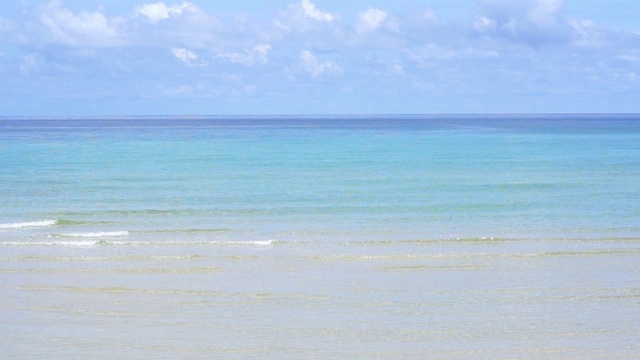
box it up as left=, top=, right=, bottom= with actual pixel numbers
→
left=0, top=0, right=639, bottom=115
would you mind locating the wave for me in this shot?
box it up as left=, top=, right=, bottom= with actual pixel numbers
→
left=0, top=219, right=105, bottom=230
left=109, top=239, right=276, bottom=246
left=0, top=238, right=275, bottom=247
left=0, top=220, right=57, bottom=229
left=137, top=228, right=235, bottom=234
left=50, top=231, right=129, bottom=238
left=0, top=255, right=205, bottom=262
left=0, top=240, right=106, bottom=247
left=225, top=240, right=274, bottom=246
left=55, top=219, right=108, bottom=226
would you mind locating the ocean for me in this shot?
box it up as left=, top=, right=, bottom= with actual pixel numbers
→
left=1, top=114, right=639, bottom=359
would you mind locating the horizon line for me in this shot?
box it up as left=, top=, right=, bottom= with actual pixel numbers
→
left=1, top=112, right=639, bottom=119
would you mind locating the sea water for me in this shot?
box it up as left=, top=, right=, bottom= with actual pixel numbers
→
left=1, top=115, right=639, bottom=359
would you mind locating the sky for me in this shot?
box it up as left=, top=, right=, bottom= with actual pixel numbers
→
left=0, top=0, right=639, bottom=115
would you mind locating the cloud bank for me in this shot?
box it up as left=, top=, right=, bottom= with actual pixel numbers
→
left=0, top=0, right=638, bottom=114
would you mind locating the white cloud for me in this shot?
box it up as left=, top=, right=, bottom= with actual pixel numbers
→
left=617, top=53, right=640, bottom=63
left=408, top=44, right=456, bottom=62
left=275, top=0, right=336, bottom=32
left=161, top=84, right=193, bottom=96
left=132, top=2, right=223, bottom=50
left=1, top=16, right=17, bottom=33
left=389, top=63, right=405, bottom=76
left=300, top=0, right=334, bottom=22
left=3, top=0, right=640, bottom=115
left=357, top=7, right=387, bottom=34
left=299, top=50, right=342, bottom=78
left=35, top=1, right=121, bottom=46
left=20, top=54, right=43, bottom=75
left=408, top=44, right=499, bottom=64
left=243, top=84, right=257, bottom=95
left=473, top=16, right=497, bottom=32
left=475, top=0, right=568, bottom=45
left=135, top=2, right=198, bottom=23
left=171, top=47, right=198, bottom=65
left=569, top=19, right=604, bottom=48
left=528, top=0, right=564, bottom=29
left=217, top=44, right=271, bottom=66
left=416, top=9, right=438, bottom=25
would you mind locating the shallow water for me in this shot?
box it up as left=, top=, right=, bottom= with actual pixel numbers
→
left=1, top=115, right=639, bottom=358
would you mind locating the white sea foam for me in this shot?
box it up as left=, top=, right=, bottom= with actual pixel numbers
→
left=54, top=240, right=102, bottom=247
left=0, top=220, right=57, bottom=229
left=0, top=237, right=274, bottom=247
left=0, top=240, right=102, bottom=247
left=53, top=231, right=129, bottom=238
left=107, top=239, right=275, bottom=246
left=229, top=240, right=274, bottom=246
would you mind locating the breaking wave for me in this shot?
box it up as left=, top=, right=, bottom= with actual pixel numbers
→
left=50, top=231, right=129, bottom=238
left=0, top=238, right=275, bottom=247
left=0, top=220, right=57, bottom=229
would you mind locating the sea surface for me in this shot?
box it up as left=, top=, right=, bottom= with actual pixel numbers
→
left=1, top=114, right=639, bottom=359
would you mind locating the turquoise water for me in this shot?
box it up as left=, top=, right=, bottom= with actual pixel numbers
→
left=1, top=115, right=639, bottom=358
